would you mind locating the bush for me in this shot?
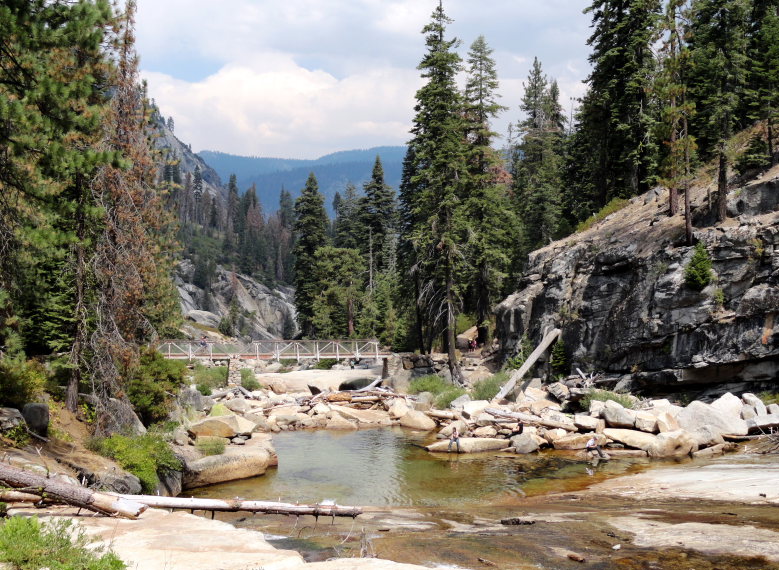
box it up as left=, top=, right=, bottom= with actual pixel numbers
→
left=435, top=387, right=466, bottom=409
left=579, top=389, right=635, bottom=411
left=551, top=339, right=569, bottom=375
left=127, top=348, right=186, bottom=426
left=0, top=358, right=45, bottom=409
left=470, top=373, right=506, bottom=401
left=684, top=242, right=713, bottom=291
left=758, top=391, right=779, bottom=406
left=0, top=516, right=126, bottom=570
left=409, top=374, right=450, bottom=395
left=192, top=363, right=228, bottom=392
left=313, top=358, right=338, bottom=370
left=576, top=197, right=630, bottom=233
left=91, top=433, right=182, bottom=493
left=241, top=375, right=261, bottom=391
left=196, top=383, right=212, bottom=396
left=503, top=335, right=533, bottom=371
left=195, top=437, right=226, bottom=456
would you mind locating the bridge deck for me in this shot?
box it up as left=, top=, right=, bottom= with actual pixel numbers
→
left=157, top=339, right=390, bottom=361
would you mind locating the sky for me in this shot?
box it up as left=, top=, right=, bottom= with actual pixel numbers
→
left=135, top=0, right=593, bottom=160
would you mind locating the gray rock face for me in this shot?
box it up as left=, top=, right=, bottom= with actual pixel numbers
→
left=0, top=407, right=25, bottom=430
left=495, top=178, right=779, bottom=394
left=602, top=401, right=637, bottom=428
left=676, top=400, right=749, bottom=438
left=175, top=260, right=297, bottom=341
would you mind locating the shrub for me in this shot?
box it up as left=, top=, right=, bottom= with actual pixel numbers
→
left=0, top=358, right=45, bottom=409
left=241, top=376, right=261, bottom=391
left=91, top=433, right=182, bottom=493
left=195, top=437, right=226, bottom=456
left=196, top=383, right=212, bottom=396
left=409, top=374, right=450, bottom=395
left=684, top=242, right=713, bottom=291
left=576, top=197, right=630, bottom=233
left=551, top=339, right=569, bottom=375
left=758, top=391, right=779, bottom=406
left=0, top=516, right=126, bottom=570
left=579, top=389, right=635, bottom=411
left=470, top=373, right=506, bottom=401
left=192, top=363, right=228, bottom=391
left=313, top=358, right=338, bottom=370
left=3, top=424, right=30, bottom=448
left=435, top=387, right=466, bottom=409
left=127, top=348, right=186, bottom=426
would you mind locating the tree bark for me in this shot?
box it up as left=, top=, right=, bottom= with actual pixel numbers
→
left=117, top=495, right=362, bottom=518
left=0, top=463, right=146, bottom=519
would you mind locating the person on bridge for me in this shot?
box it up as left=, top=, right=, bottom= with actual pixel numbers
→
left=199, top=335, right=208, bottom=350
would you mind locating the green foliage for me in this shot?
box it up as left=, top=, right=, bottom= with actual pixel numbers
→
left=575, top=198, right=630, bottom=233
left=192, top=364, right=228, bottom=392
left=757, top=391, right=779, bottom=405
left=240, top=368, right=261, bottom=390
left=196, top=384, right=212, bottom=396
left=712, top=288, right=725, bottom=307
left=127, top=349, right=186, bottom=426
left=408, top=375, right=451, bottom=395
left=313, top=359, right=338, bottom=370
left=551, top=339, right=569, bottom=375
left=0, top=516, right=126, bottom=570
left=503, top=335, right=533, bottom=370
left=735, top=133, right=770, bottom=175
left=435, top=387, right=467, bottom=409
left=470, top=373, right=506, bottom=401
left=579, top=390, right=635, bottom=411
left=90, top=433, right=181, bottom=494
left=0, top=358, right=45, bottom=409
left=195, top=437, right=226, bottom=456
left=685, top=242, right=714, bottom=291
left=310, top=246, right=365, bottom=338
left=3, top=425, right=30, bottom=448
left=455, top=314, right=475, bottom=336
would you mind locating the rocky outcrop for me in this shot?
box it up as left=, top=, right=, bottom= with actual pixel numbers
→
left=496, top=168, right=779, bottom=397
left=176, top=260, right=297, bottom=340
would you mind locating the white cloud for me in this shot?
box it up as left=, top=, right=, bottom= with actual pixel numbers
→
left=136, top=0, right=593, bottom=158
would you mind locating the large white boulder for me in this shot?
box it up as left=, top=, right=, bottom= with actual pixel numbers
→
left=742, top=393, right=767, bottom=416
left=633, top=411, right=658, bottom=433
left=655, top=411, right=680, bottom=433
left=399, top=410, right=437, bottom=431
left=425, top=437, right=507, bottom=454
left=511, top=433, right=541, bottom=454
left=188, top=415, right=255, bottom=438
left=553, top=433, right=605, bottom=450
left=676, top=400, right=749, bottom=437
left=331, top=406, right=391, bottom=426
left=573, top=414, right=602, bottom=431
left=387, top=398, right=410, bottom=419
left=462, top=400, right=490, bottom=419
left=603, top=428, right=659, bottom=453
left=710, top=392, right=744, bottom=419
left=602, top=400, right=637, bottom=428
left=649, top=429, right=698, bottom=458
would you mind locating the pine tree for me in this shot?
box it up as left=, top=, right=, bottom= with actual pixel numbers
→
left=311, top=246, right=365, bottom=338
left=578, top=0, right=661, bottom=205
left=333, top=182, right=363, bottom=250
left=358, top=156, right=397, bottom=273
left=293, top=173, right=330, bottom=337
left=461, top=35, right=514, bottom=344
left=399, top=1, right=468, bottom=384
left=689, top=0, right=750, bottom=221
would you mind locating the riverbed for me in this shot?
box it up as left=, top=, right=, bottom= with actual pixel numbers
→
left=192, top=428, right=779, bottom=569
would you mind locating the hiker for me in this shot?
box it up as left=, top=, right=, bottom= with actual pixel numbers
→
left=448, top=426, right=461, bottom=453
left=585, top=436, right=606, bottom=458
left=199, top=335, right=208, bottom=350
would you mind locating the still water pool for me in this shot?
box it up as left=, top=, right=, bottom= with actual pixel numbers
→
left=193, top=427, right=655, bottom=508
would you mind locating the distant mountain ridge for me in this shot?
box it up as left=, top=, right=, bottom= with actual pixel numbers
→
left=199, top=146, right=406, bottom=214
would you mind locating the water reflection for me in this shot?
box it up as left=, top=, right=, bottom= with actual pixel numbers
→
left=193, top=427, right=654, bottom=507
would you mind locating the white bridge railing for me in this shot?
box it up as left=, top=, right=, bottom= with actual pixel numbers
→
left=157, top=339, right=389, bottom=361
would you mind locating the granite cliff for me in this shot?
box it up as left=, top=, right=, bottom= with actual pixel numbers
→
left=496, top=165, right=779, bottom=397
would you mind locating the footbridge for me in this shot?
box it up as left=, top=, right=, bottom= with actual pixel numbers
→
left=157, top=339, right=391, bottom=362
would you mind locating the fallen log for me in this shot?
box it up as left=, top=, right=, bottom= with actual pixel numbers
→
left=0, top=463, right=146, bottom=519
left=485, top=408, right=577, bottom=432
left=118, top=495, right=362, bottom=518
left=492, top=328, right=561, bottom=403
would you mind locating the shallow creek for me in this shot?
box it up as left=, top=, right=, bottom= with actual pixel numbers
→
left=193, top=428, right=779, bottom=569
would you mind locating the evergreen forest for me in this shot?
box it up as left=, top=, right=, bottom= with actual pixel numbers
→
left=1, top=0, right=778, bottom=414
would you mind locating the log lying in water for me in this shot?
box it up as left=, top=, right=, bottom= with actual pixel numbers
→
left=0, top=463, right=147, bottom=519
left=118, top=495, right=363, bottom=518
left=485, top=408, right=577, bottom=432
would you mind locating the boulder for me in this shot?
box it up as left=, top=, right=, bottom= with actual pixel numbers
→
left=644, top=399, right=683, bottom=418
left=387, top=398, right=410, bottom=419
left=588, top=400, right=606, bottom=417
left=633, top=411, right=658, bottom=433
left=602, top=428, right=659, bottom=452
left=0, top=408, right=25, bottom=430
left=539, top=409, right=576, bottom=428
left=650, top=430, right=698, bottom=458
left=21, top=403, right=49, bottom=437
left=449, top=393, right=472, bottom=409
left=768, top=404, right=779, bottom=416
left=553, top=433, right=605, bottom=450
left=338, top=377, right=378, bottom=391
left=324, top=414, right=358, bottom=430
left=189, top=415, right=256, bottom=439
left=747, top=414, right=779, bottom=432
left=411, top=392, right=434, bottom=411
left=740, top=404, right=757, bottom=420
left=742, top=393, right=768, bottom=416
left=602, top=400, right=637, bottom=428
left=179, top=387, right=211, bottom=412
left=543, top=428, right=569, bottom=444
left=689, top=425, right=725, bottom=447
left=472, top=426, right=498, bottom=438
left=399, top=410, right=437, bottom=431
left=710, top=392, right=744, bottom=419
left=331, top=406, right=391, bottom=426
left=546, top=382, right=570, bottom=402
left=243, top=412, right=269, bottom=432
left=310, top=402, right=332, bottom=416
left=511, top=433, right=540, bottom=454
left=223, top=398, right=249, bottom=415
left=462, top=400, right=490, bottom=419
left=530, top=399, right=561, bottom=415
left=573, top=414, right=602, bottom=432
left=655, top=411, right=680, bottom=433
left=90, top=397, right=146, bottom=436
left=676, top=400, right=748, bottom=437
left=439, top=419, right=468, bottom=437
left=425, top=437, right=508, bottom=454
left=183, top=440, right=273, bottom=489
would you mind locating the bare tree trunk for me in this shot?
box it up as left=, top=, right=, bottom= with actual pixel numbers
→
left=445, top=257, right=463, bottom=386
left=716, top=149, right=728, bottom=222
left=0, top=463, right=146, bottom=519
left=68, top=173, right=87, bottom=413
